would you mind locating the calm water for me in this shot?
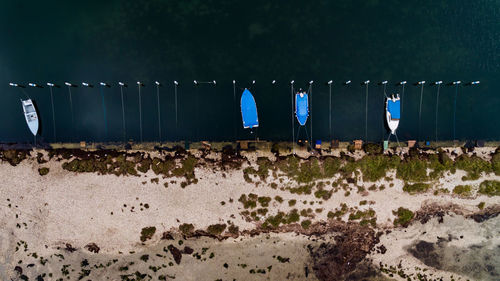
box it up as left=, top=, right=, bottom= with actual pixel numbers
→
left=0, top=0, right=498, bottom=143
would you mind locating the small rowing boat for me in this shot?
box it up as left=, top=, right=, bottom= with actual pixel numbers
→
left=240, top=89, right=259, bottom=129
left=295, top=91, right=309, bottom=126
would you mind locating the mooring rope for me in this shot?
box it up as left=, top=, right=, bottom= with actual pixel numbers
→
left=400, top=83, right=406, bottom=114
left=99, top=86, right=109, bottom=139
left=382, top=83, right=388, bottom=142
left=137, top=84, right=143, bottom=143
left=48, top=86, right=56, bottom=141
left=19, top=88, right=30, bottom=99
left=328, top=83, right=332, bottom=140
left=308, top=84, right=313, bottom=144
left=365, top=83, right=368, bottom=142
left=66, top=86, right=75, bottom=141
left=435, top=83, right=441, bottom=142
left=174, top=83, right=178, bottom=132
left=119, top=85, right=126, bottom=142
left=291, top=83, right=295, bottom=154
left=453, top=84, right=459, bottom=140
left=156, top=84, right=162, bottom=142
left=418, top=84, right=424, bottom=142
left=233, top=81, right=236, bottom=139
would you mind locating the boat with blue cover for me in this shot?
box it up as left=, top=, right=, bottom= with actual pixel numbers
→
left=295, top=91, right=309, bottom=126
left=240, top=89, right=259, bottom=129
left=386, top=94, right=400, bottom=135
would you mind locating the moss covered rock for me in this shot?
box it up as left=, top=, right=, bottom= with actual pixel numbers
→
left=38, top=167, right=49, bottom=176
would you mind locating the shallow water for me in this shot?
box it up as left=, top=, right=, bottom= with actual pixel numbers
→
left=0, top=0, right=499, bottom=143
left=406, top=216, right=500, bottom=281
left=409, top=238, right=499, bottom=280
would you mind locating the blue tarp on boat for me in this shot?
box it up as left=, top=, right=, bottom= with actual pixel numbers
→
left=295, top=93, right=309, bottom=126
left=241, top=89, right=259, bottom=129
left=387, top=99, right=400, bottom=119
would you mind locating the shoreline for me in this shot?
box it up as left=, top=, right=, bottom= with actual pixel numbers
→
left=0, top=145, right=499, bottom=280
left=2, top=139, right=500, bottom=152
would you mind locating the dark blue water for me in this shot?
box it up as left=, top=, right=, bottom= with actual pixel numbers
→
left=0, top=0, right=498, bottom=143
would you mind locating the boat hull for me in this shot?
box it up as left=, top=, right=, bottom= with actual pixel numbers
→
left=21, top=99, right=39, bottom=136
left=295, top=92, right=309, bottom=126
left=240, top=89, right=259, bottom=129
left=385, top=97, right=400, bottom=135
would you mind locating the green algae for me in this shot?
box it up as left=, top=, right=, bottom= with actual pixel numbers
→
left=179, top=223, right=194, bottom=235
left=151, top=157, right=176, bottom=176
left=38, top=167, right=49, bottom=176
left=62, top=155, right=138, bottom=176
left=477, top=202, right=485, bottom=210
left=455, top=155, right=492, bottom=180
left=355, top=155, right=399, bottom=182
left=136, top=157, right=151, bottom=173
left=348, top=209, right=376, bottom=221
left=228, top=224, right=239, bottom=235
left=206, top=224, right=226, bottom=235
left=327, top=203, right=348, bottom=220
left=322, top=157, right=342, bottom=177
left=396, top=157, right=428, bottom=182
left=314, top=188, right=332, bottom=200
left=402, top=183, right=430, bottom=194
left=286, top=209, right=300, bottom=223
left=491, top=150, right=500, bottom=175
left=0, top=149, right=28, bottom=166
left=238, top=193, right=258, bottom=209
left=274, top=195, right=283, bottom=203
left=288, top=183, right=314, bottom=195
left=261, top=209, right=302, bottom=229
left=363, top=143, right=383, bottom=155
left=452, top=185, right=472, bottom=196
left=257, top=196, right=271, bottom=207
left=478, top=180, right=500, bottom=196
left=428, top=151, right=455, bottom=179
left=140, top=227, right=156, bottom=242
left=300, top=220, right=312, bottom=229
left=393, top=207, right=414, bottom=227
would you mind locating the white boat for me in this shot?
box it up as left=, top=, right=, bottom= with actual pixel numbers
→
left=385, top=94, right=400, bottom=135
left=21, top=99, right=39, bottom=136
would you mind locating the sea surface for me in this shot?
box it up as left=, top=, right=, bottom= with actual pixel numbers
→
left=0, top=0, right=498, bottom=143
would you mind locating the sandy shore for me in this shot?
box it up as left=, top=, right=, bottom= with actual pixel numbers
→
left=0, top=147, right=499, bottom=280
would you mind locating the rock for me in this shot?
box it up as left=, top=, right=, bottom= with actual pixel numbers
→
left=85, top=243, right=100, bottom=253
left=183, top=246, right=194, bottom=255
left=14, top=266, right=22, bottom=275
left=161, top=232, right=174, bottom=240
left=471, top=211, right=499, bottom=223
left=168, top=245, right=182, bottom=264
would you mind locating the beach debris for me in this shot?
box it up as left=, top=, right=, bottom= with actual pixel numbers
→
left=84, top=243, right=100, bottom=253
left=64, top=243, right=76, bottom=253
left=308, top=223, right=379, bottom=281
left=161, top=232, right=174, bottom=240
